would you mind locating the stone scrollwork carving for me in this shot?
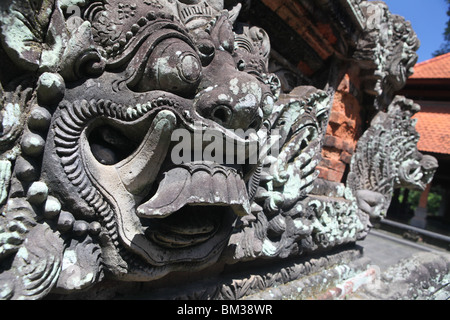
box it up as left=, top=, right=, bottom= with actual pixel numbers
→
left=347, top=96, right=438, bottom=220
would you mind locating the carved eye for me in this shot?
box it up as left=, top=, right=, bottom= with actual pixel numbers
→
left=128, top=39, right=202, bottom=97
left=177, top=52, right=202, bottom=84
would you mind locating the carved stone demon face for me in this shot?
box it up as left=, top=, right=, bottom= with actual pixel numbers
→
left=41, top=1, right=277, bottom=280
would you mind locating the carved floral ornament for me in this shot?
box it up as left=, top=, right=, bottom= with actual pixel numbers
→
left=0, top=0, right=437, bottom=299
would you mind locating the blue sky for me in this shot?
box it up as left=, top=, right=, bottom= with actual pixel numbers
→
left=379, top=0, right=448, bottom=62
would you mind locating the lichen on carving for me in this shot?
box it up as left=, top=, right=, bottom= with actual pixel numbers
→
left=354, top=1, right=420, bottom=111
left=347, top=96, right=438, bottom=220
left=0, top=0, right=438, bottom=299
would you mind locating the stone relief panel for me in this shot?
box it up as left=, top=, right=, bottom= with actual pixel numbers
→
left=0, top=0, right=437, bottom=299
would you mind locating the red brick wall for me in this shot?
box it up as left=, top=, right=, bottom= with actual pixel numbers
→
left=317, top=74, right=363, bottom=182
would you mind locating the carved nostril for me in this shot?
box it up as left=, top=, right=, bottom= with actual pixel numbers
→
left=211, top=105, right=232, bottom=125
left=249, top=118, right=262, bottom=130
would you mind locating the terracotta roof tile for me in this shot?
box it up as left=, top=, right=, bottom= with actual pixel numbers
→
left=413, top=105, right=450, bottom=154
left=410, top=52, right=450, bottom=79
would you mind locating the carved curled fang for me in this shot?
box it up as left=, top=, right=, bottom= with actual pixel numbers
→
left=116, top=110, right=177, bottom=195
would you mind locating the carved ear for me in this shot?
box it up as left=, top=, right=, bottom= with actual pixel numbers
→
left=227, top=2, right=242, bottom=25
left=59, top=21, right=106, bottom=81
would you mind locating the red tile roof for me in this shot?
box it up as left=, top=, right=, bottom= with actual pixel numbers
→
left=410, top=52, right=450, bottom=79
left=413, top=103, right=450, bottom=155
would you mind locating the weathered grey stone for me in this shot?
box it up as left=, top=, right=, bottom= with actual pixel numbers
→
left=26, top=181, right=48, bottom=205
left=0, top=0, right=438, bottom=300
left=354, top=1, right=420, bottom=111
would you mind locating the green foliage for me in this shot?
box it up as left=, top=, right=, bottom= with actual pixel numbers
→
left=398, top=186, right=443, bottom=215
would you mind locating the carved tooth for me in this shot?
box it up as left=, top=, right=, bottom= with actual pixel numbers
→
left=116, top=110, right=177, bottom=195
left=137, top=166, right=191, bottom=218
left=80, top=100, right=93, bottom=119
left=226, top=170, right=239, bottom=205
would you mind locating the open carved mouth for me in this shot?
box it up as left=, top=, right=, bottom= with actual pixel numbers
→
left=136, top=162, right=250, bottom=249
left=84, top=106, right=256, bottom=255
left=398, top=159, right=428, bottom=190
